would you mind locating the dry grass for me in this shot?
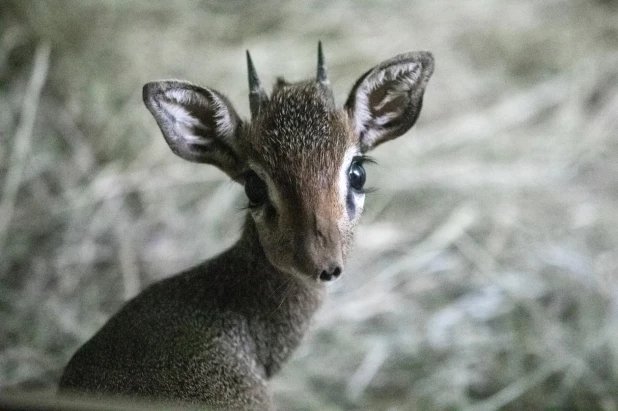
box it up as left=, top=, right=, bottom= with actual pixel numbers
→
left=1, top=0, right=618, bottom=409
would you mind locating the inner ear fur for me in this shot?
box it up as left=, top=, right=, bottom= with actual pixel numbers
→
left=143, top=80, right=245, bottom=180
left=345, top=51, right=434, bottom=152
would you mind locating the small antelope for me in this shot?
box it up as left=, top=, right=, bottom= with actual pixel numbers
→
left=59, top=43, right=434, bottom=410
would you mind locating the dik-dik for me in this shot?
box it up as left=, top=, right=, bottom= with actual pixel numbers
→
left=59, top=43, right=434, bottom=410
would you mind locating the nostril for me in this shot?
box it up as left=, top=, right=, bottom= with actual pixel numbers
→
left=319, top=266, right=342, bottom=282
left=319, top=270, right=332, bottom=281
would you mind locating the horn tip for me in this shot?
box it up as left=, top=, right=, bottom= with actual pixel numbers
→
left=317, top=40, right=328, bottom=84
left=246, top=50, right=261, bottom=89
left=246, top=50, right=254, bottom=67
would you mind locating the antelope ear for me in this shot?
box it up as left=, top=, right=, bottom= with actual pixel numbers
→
left=143, top=80, right=244, bottom=180
left=345, top=51, right=434, bottom=152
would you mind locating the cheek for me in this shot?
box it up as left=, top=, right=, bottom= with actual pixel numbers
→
left=251, top=211, right=294, bottom=266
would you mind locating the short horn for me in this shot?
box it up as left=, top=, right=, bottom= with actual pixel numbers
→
left=317, top=40, right=329, bottom=84
left=246, top=50, right=268, bottom=118
left=316, top=41, right=334, bottom=105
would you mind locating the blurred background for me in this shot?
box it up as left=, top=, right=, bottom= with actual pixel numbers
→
left=1, top=0, right=618, bottom=409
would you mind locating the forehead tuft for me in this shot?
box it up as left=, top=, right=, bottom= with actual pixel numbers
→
left=248, top=81, right=352, bottom=189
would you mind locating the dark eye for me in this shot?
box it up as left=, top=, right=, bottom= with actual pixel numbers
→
left=244, top=171, right=268, bottom=207
left=348, top=161, right=366, bottom=191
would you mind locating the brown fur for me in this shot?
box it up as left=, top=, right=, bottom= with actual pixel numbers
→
left=59, top=221, right=323, bottom=410
left=245, top=81, right=355, bottom=280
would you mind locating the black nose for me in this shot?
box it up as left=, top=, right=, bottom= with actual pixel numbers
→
left=319, top=266, right=342, bottom=282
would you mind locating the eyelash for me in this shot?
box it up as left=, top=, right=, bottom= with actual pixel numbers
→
left=352, top=155, right=376, bottom=166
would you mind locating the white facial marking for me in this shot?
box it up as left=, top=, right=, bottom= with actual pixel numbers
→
left=338, top=146, right=365, bottom=221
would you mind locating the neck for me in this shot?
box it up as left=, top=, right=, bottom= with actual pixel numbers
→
left=235, top=215, right=318, bottom=287
left=225, top=214, right=325, bottom=377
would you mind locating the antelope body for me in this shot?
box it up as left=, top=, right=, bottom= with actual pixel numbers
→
left=58, top=43, right=434, bottom=410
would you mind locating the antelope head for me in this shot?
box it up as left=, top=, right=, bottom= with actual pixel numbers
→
left=143, top=43, right=434, bottom=283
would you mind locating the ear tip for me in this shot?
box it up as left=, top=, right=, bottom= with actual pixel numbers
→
left=142, top=82, right=159, bottom=106
left=142, top=81, right=169, bottom=102
left=142, top=82, right=156, bottom=98
left=396, top=50, right=435, bottom=78
left=403, top=50, right=434, bottom=68
left=373, top=51, right=435, bottom=79
left=142, top=80, right=192, bottom=104
left=417, top=51, right=435, bottom=77
left=418, top=51, right=434, bottom=64
left=419, top=50, right=435, bottom=66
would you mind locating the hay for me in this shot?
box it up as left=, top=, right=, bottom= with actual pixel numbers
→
left=1, top=0, right=618, bottom=409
